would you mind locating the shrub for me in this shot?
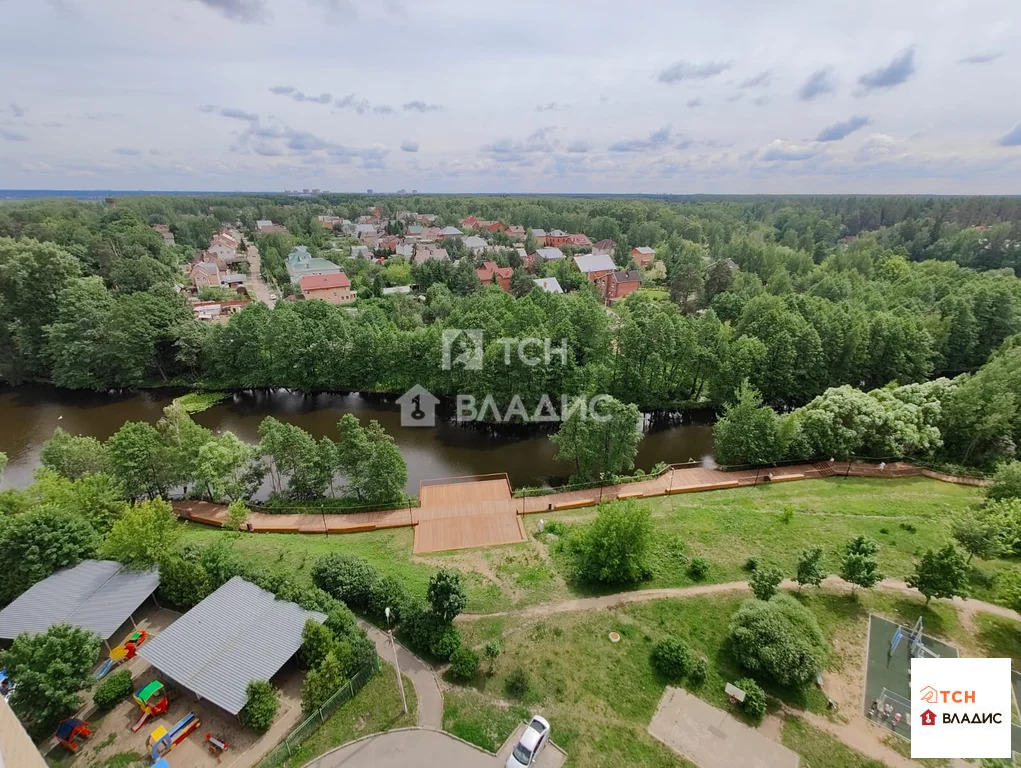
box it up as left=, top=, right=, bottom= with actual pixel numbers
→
left=93, top=670, right=133, bottom=710
left=736, top=677, right=767, bottom=720
left=240, top=680, right=279, bottom=733
left=483, top=641, right=502, bottom=675
left=728, top=594, right=828, bottom=687
left=157, top=555, right=211, bottom=609
left=301, top=652, right=345, bottom=712
left=688, top=657, right=709, bottom=686
left=650, top=638, right=692, bottom=681
left=989, top=461, right=1021, bottom=501
left=749, top=565, right=784, bottom=601
left=543, top=520, right=566, bottom=536
left=688, top=557, right=710, bottom=581
left=571, top=501, right=653, bottom=585
left=429, top=625, right=462, bottom=661
left=399, top=603, right=445, bottom=655
left=743, top=556, right=759, bottom=572
left=505, top=667, right=530, bottom=699
left=300, top=619, right=335, bottom=669
left=310, top=553, right=378, bottom=609
left=448, top=646, right=480, bottom=683
left=427, top=569, right=467, bottom=622
left=368, top=575, right=411, bottom=623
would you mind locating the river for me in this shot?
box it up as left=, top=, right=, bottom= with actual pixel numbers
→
left=0, top=386, right=715, bottom=495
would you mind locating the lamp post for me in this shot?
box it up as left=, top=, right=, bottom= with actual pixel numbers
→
left=598, top=472, right=605, bottom=503
left=385, top=607, right=408, bottom=715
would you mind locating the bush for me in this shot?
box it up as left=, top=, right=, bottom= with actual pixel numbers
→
left=688, top=657, right=709, bottom=686
left=368, top=575, right=411, bottom=623
left=571, top=501, right=653, bottom=585
left=505, top=667, right=530, bottom=699
left=310, top=553, right=378, bottom=609
left=94, top=670, right=133, bottom=710
left=749, top=565, right=784, bottom=601
left=736, top=677, right=767, bottom=720
left=399, top=603, right=445, bottom=655
left=427, top=569, right=467, bottom=621
left=240, top=680, right=279, bottom=733
left=743, top=556, right=759, bottom=572
left=989, top=461, right=1021, bottom=501
left=429, top=625, right=462, bottom=661
left=728, top=594, right=828, bottom=687
left=301, top=652, right=345, bottom=712
left=158, top=555, right=211, bottom=609
left=688, top=557, right=710, bottom=581
left=650, top=638, right=692, bottom=681
left=483, top=641, right=502, bottom=675
left=300, top=619, right=335, bottom=669
left=448, top=646, right=480, bottom=683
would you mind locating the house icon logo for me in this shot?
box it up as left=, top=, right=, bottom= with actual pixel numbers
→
left=920, top=709, right=937, bottom=726
left=919, top=685, right=938, bottom=704
left=441, top=328, right=484, bottom=370
left=397, top=385, right=439, bottom=428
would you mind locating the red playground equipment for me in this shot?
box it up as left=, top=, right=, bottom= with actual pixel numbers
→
left=206, top=731, right=229, bottom=757
left=95, top=630, right=148, bottom=680
left=55, top=718, right=92, bottom=752
left=131, top=680, right=169, bottom=732
left=148, top=713, right=201, bottom=761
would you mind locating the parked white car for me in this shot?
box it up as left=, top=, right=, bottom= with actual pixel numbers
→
left=506, top=716, right=550, bottom=767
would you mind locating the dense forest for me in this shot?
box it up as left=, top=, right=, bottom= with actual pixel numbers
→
left=1, top=193, right=1020, bottom=467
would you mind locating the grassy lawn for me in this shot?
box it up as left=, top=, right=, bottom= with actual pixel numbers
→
left=276, top=667, right=417, bottom=768
left=974, top=613, right=1021, bottom=671
left=781, top=717, right=887, bottom=768
left=443, top=688, right=530, bottom=753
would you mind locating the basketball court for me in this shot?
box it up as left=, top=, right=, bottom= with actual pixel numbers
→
left=862, top=615, right=959, bottom=741
left=413, top=475, right=526, bottom=554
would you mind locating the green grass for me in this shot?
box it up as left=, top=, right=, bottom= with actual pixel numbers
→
left=443, top=688, right=530, bottom=752
left=47, top=752, right=147, bottom=768
left=275, top=668, right=417, bottom=768
left=975, top=613, right=1021, bottom=671
left=172, top=391, right=228, bottom=412
left=781, top=717, right=888, bottom=768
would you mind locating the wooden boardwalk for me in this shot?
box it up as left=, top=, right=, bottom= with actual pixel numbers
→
left=173, top=460, right=983, bottom=553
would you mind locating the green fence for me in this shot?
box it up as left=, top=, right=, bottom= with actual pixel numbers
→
left=258, top=659, right=378, bottom=768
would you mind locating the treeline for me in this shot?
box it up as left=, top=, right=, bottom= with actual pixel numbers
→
left=34, top=402, right=408, bottom=503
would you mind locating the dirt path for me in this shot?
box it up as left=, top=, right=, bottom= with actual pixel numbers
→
left=458, top=576, right=1021, bottom=623
left=245, top=245, right=276, bottom=307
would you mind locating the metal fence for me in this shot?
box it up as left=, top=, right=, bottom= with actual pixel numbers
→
left=258, top=659, right=378, bottom=768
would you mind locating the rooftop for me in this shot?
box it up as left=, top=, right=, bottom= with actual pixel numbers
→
left=536, top=247, right=565, bottom=260
left=300, top=272, right=351, bottom=291
left=573, top=253, right=616, bottom=273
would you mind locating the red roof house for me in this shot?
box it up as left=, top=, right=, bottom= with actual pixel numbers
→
left=298, top=272, right=356, bottom=305
left=476, top=261, right=513, bottom=293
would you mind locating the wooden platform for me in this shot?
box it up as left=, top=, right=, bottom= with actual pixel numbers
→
left=413, top=476, right=526, bottom=554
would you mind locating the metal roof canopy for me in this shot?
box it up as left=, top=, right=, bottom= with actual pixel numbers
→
left=139, top=577, right=325, bottom=716
left=0, top=560, right=159, bottom=641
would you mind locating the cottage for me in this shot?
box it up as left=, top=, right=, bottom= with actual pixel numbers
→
left=544, top=229, right=572, bottom=247
left=573, top=253, right=616, bottom=281
left=533, top=277, right=564, bottom=294
left=192, top=300, right=250, bottom=321
left=476, top=261, right=513, bottom=292
left=382, top=285, right=413, bottom=296
left=405, top=224, right=425, bottom=240
left=256, top=219, right=287, bottom=233
left=535, top=246, right=565, bottom=261
left=285, top=245, right=343, bottom=282
left=463, top=235, right=489, bottom=256
left=507, top=225, right=526, bottom=240
left=379, top=235, right=400, bottom=252
left=438, top=226, right=463, bottom=239
left=529, top=228, right=548, bottom=246
left=396, top=243, right=414, bottom=258
left=190, top=261, right=221, bottom=289
left=597, top=269, right=642, bottom=304
left=152, top=224, right=175, bottom=245
left=592, top=238, right=617, bottom=255
left=630, top=246, right=656, bottom=267
left=299, top=273, right=356, bottom=305
left=350, top=245, right=372, bottom=260
left=567, top=233, right=592, bottom=247
left=413, top=246, right=450, bottom=265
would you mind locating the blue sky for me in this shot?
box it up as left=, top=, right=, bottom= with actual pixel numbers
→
left=1, top=0, right=1019, bottom=193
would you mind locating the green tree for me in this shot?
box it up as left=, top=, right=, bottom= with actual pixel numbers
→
left=669, top=264, right=703, bottom=315
left=988, top=461, right=1021, bottom=501
left=749, top=564, right=784, bottom=601
left=93, top=669, right=133, bottom=710
left=997, top=569, right=1021, bottom=613
left=224, top=500, right=251, bottom=530
left=448, top=646, right=480, bottom=683
left=0, top=506, right=99, bottom=605
left=728, top=594, right=829, bottom=687
left=735, top=677, right=767, bottom=721
left=794, top=547, right=825, bottom=590
left=982, top=498, right=1021, bottom=558
left=368, top=575, right=411, bottom=622
left=310, top=553, right=378, bottom=609
left=951, top=511, right=997, bottom=563
left=650, top=638, right=693, bottom=681
left=101, top=498, right=179, bottom=569
left=30, top=469, right=125, bottom=534
left=105, top=421, right=173, bottom=500
left=572, top=500, right=653, bottom=585
left=157, top=555, right=212, bottom=609
left=907, top=543, right=969, bottom=604
left=39, top=427, right=108, bottom=479
left=713, top=380, right=781, bottom=466
left=2, top=624, right=102, bottom=734
left=302, top=651, right=346, bottom=711
left=300, top=619, right=335, bottom=669
left=550, top=396, right=641, bottom=481
left=427, top=569, right=467, bottom=622
left=839, top=535, right=883, bottom=595
left=358, top=421, right=408, bottom=504
left=240, top=680, right=280, bottom=733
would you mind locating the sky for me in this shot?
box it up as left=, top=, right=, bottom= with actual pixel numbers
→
left=1, top=0, right=1019, bottom=194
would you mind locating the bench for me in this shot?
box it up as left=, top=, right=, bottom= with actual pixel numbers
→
left=554, top=499, right=596, bottom=510
left=767, top=473, right=804, bottom=483
left=666, top=480, right=740, bottom=494
left=616, top=490, right=644, bottom=500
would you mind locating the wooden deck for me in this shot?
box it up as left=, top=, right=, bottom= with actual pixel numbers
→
left=414, top=476, right=525, bottom=554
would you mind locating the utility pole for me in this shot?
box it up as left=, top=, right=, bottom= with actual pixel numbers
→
left=385, top=607, right=408, bottom=715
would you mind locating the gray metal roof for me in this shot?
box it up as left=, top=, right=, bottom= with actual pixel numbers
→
left=139, top=577, right=325, bottom=715
left=0, top=560, right=159, bottom=641
left=573, top=253, right=615, bottom=273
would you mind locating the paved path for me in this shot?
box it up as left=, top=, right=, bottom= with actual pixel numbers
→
left=459, top=576, right=1021, bottom=624
left=358, top=620, right=443, bottom=729
left=303, top=729, right=491, bottom=768
left=245, top=245, right=276, bottom=307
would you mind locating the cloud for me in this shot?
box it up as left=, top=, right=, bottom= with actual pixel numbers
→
left=41, top=121, right=63, bottom=128
left=535, top=102, right=565, bottom=112
left=857, top=47, right=916, bottom=91
left=373, top=105, right=395, bottom=115
left=401, top=140, right=419, bottom=152
left=686, top=98, right=702, bottom=108
left=269, top=86, right=296, bottom=95
left=1, top=130, right=29, bottom=142
left=816, top=114, right=870, bottom=142
left=566, top=140, right=590, bottom=153
left=403, top=100, right=445, bottom=112
left=958, top=51, right=1002, bottom=65
left=739, top=71, right=771, bottom=88
left=480, top=128, right=560, bottom=165
left=334, top=94, right=371, bottom=114
left=855, top=133, right=907, bottom=162
left=798, top=68, right=836, bottom=101
left=8, top=103, right=26, bottom=118
left=269, top=87, right=331, bottom=104
left=609, top=125, right=671, bottom=152
left=200, top=105, right=259, bottom=121
left=998, top=122, right=1021, bottom=147
left=759, top=139, right=819, bottom=162
left=113, top=147, right=141, bottom=155
left=233, top=117, right=388, bottom=168
left=191, top=0, right=267, bottom=23
left=657, top=59, right=732, bottom=83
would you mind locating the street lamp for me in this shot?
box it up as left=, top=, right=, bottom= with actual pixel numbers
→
left=384, top=607, right=408, bottom=715
left=598, top=472, right=605, bottom=503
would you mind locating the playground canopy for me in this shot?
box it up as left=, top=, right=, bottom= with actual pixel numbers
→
left=0, top=560, right=159, bottom=642
left=139, top=577, right=325, bottom=715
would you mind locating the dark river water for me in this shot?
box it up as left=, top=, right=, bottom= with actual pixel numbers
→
left=0, top=386, right=715, bottom=495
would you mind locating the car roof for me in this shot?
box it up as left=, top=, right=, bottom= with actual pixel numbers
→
left=519, top=728, right=541, bottom=750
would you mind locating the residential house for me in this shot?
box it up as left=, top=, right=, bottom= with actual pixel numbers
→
left=422, top=226, right=443, bottom=241
left=355, top=223, right=377, bottom=237
left=207, top=234, right=242, bottom=264
left=418, top=213, right=437, bottom=224
left=535, top=246, right=565, bottom=262
left=567, top=233, right=592, bottom=247
left=152, top=223, right=175, bottom=245
left=405, top=224, right=425, bottom=240
left=630, top=246, right=656, bottom=267
left=476, top=261, right=513, bottom=292
left=484, top=221, right=508, bottom=233
left=190, top=261, right=221, bottom=289
left=597, top=270, right=642, bottom=304
left=529, top=228, right=548, bottom=246
left=438, top=226, right=463, bottom=239
left=299, top=273, right=356, bottom=305
left=573, top=253, right=616, bottom=281
left=379, top=235, right=400, bottom=252
left=256, top=219, right=287, bottom=233
left=192, top=300, right=250, bottom=321
left=545, top=229, right=572, bottom=247
left=413, top=246, right=449, bottom=266
left=221, top=272, right=247, bottom=290
left=533, top=277, right=564, bottom=294
left=285, top=245, right=343, bottom=283
left=461, top=216, right=479, bottom=228
left=396, top=243, right=414, bottom=259
left=592, top=239, right=617, bottom=255
left=515, top=247, right=529, bottom=264
left=507, top=225, right=526, bottom=240
left=463, top=235, right=488, bottom=256
left=382, top=285, right=413, bottom=296
left=350, top=245, right=372, bottom=259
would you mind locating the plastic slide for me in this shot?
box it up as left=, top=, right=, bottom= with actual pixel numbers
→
left=94, top=657, right=116, bottom=680
left=131, top=710, right=150, bottom=733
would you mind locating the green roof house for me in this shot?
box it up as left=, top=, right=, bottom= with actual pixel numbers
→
left=286, top=246, right=343, bottom=282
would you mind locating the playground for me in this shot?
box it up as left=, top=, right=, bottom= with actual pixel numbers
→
left=862, top=614, right=959, bottom=741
